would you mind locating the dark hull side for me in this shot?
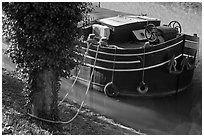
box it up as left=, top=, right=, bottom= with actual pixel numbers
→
left=75, top=34, right=199, bottom=97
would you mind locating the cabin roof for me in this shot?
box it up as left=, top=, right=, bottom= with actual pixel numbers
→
left=98, top=15, right=160, bottom=27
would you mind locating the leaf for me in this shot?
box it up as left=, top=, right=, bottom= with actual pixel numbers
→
left=3, top=2, right=92, bottom=78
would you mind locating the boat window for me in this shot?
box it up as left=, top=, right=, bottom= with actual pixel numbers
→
left=132, top=29, right=146, bottom=41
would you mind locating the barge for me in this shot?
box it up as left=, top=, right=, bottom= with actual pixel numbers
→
left=74, top=8, right=199, bottom=97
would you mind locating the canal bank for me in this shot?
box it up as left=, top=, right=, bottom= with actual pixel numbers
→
left=2, top=68, right=141, bottom=135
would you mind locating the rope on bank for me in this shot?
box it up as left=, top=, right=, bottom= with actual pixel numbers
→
left=28, top=34, right=101, bottom=124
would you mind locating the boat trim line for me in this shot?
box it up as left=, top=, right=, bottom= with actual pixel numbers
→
left=85, top=54, right=141, bottom=64
left=83, top=40, right=183, bottom=56
left=185, top=40, right=199, bottom=44
left=84, top=54, right=184, bottom=71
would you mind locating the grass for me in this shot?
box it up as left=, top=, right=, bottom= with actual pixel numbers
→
left=2, top=68, right=139, bottom=135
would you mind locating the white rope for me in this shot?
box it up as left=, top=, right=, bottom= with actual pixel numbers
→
left=141, top=44, right=146, bottom=83
left=58, top=41, right=90, bottom=106
left=111, top=47, right=117, bottom=82
left=28, top=39, right=101, bottom=124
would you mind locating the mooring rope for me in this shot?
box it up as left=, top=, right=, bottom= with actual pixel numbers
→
left=58, top=41, right=91, bottom=106
left=141, top=44, right=146, bottom=83
left=28, top=39, right=101, bottom=124
left=111, top=47, right=117, bottom=83
left=136, top=42, right=149, bottom=94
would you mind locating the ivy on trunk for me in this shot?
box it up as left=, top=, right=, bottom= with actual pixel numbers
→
left=29, top=69, right=59, bottom=120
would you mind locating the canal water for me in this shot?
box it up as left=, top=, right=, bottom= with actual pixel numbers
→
left=2, top=3, right=202, bottom=135
left=59, top=57, right=201, bottom=134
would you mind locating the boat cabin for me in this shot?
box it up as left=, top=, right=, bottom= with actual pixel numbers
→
left=83, top=15, right=180, bottom=48
left=97, top=15, right=160, bottom=42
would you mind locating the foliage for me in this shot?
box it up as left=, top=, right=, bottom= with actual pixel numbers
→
left=3, top=2, right=92, bottom=109
left=3, top=2, right=92, bottom=78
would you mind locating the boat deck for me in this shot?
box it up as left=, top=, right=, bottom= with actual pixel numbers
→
left=118, top=41, right=145, bottom=49
left=109, top=41, right=146, bottom=49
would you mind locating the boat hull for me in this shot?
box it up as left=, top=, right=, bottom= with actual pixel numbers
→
left=75, top=34, right=199, bottom=97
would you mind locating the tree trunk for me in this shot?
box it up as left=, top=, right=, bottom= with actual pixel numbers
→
left=30, top=69, right=59, bottom=120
